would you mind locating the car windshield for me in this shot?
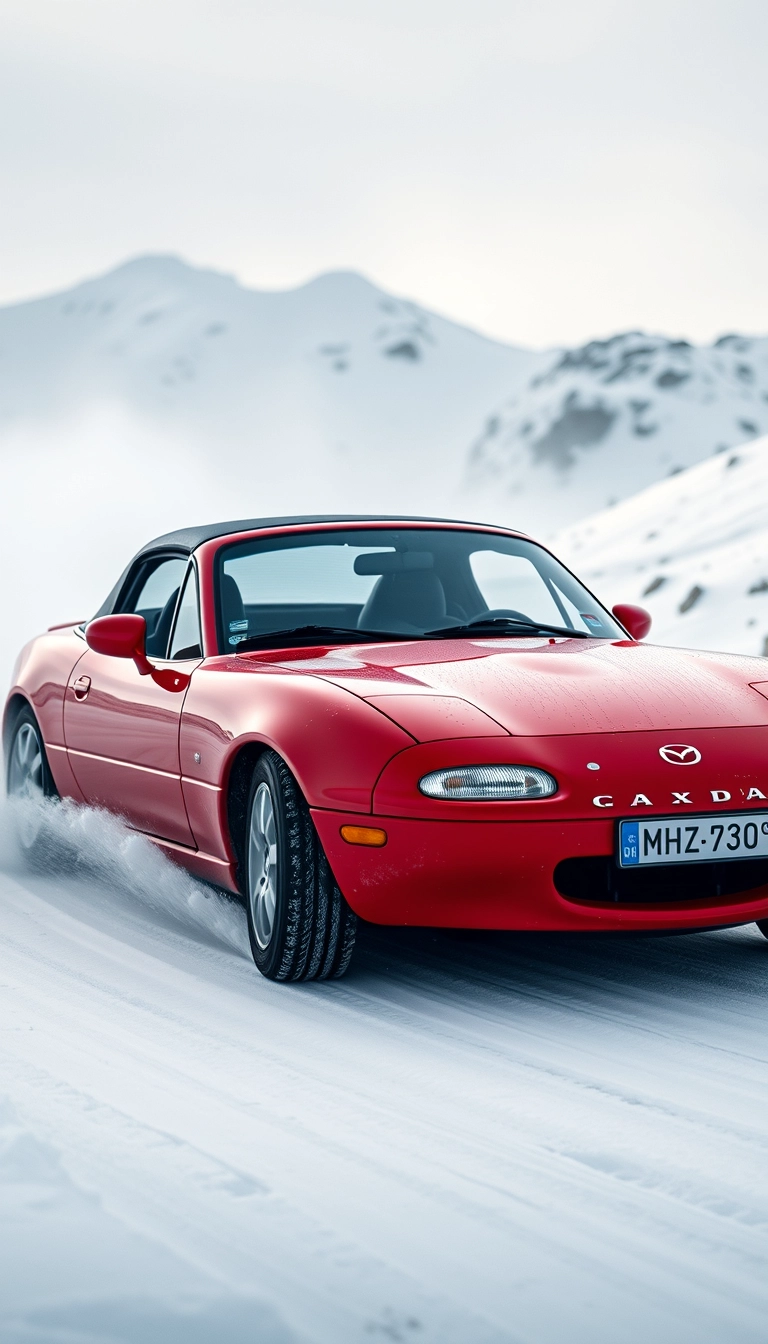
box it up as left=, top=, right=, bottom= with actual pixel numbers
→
left=216, top=527, right=624, bottom=649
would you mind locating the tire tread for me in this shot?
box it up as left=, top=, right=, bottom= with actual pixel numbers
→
left=246, top=751, right=357, bottom=982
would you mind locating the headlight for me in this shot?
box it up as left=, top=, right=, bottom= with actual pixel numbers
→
left=418, top=764, right=558, bottom=800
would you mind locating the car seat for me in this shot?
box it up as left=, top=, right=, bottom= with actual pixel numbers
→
left=357, top=570, right=452, bottom=633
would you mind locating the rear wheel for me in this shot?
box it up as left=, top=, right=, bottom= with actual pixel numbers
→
left=244, top=750, right=357, bottom=981
left=6, top=705, right=57, bottom=851
left=756, top=921, right=768, bottom=941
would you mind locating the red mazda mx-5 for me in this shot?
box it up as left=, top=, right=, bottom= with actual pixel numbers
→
left=5, top=514, right=768, bottom=980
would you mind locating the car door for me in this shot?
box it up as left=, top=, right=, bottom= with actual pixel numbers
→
left=64, top=555, right=203, bottom=846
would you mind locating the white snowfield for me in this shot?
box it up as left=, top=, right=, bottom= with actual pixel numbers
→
left=2, top=800, right=768, bottom=1344
left=555, top=433, right=768, bottom=658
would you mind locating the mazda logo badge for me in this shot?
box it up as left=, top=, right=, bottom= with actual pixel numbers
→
left=659, top=744, right=702, bottom=765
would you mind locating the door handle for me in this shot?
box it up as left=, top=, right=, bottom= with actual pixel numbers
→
left=72, top=674, right=91, bottom=701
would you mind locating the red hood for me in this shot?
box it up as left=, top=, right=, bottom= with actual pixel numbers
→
left=257, top=637, right=768, bottom=737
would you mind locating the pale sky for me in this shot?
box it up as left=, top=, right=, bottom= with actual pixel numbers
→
left=1, top=0, right=767, bottom=347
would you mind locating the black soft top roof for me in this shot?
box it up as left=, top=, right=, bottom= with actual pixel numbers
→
left=94, top=514, right=522, bottom=620
left=136, top=513, right=516, bottom=557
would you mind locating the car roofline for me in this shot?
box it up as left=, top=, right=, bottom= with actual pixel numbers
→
left=135, top=514, right=529, bottom=558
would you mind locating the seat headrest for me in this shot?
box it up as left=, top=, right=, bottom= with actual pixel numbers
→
left=358, top=569, right=447, bottom=632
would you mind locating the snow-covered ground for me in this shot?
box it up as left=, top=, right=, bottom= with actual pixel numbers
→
left=555, top=434, right=768, bottom=658
left=2, top=798, right=768, bottom=1343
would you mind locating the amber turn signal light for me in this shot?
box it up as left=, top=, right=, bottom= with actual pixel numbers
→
left=340, top=825, right=387, bottom=847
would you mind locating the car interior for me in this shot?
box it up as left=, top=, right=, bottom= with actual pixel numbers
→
left=220, top=548, right=474, bottom=644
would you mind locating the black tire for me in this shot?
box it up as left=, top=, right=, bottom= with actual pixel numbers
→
left=243, top=750, right=357, bottom=981
left=757, top=920, right=768, bottom=941
left=5, top=703, right=58, bottom=856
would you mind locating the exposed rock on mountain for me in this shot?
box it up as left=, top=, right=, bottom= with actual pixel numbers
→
left=470, top=331, right=768, bottom=529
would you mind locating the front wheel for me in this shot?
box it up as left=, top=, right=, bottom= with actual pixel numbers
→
left=244, top=750, right=357, bottom=981
left=757, top=920, right=768, bottom=941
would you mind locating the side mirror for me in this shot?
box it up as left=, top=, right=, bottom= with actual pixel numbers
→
left=612, top=603, right=652, bottom=641
left=85, top=614, right=153, bottom=675
left=84, top=614, right=191, bottom=692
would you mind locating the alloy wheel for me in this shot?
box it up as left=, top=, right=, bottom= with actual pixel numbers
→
left=247, top=782, right=278, bottom=949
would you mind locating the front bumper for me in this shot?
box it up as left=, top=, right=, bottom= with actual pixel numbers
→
left=312, top=811, right=768, bottom=931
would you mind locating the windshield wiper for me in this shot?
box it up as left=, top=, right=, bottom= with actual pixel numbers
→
left=425, top=617, right=589, bottom=639
left=233, top=625, right=416, bottom=652
left=234, top=617, right=591, bottom=652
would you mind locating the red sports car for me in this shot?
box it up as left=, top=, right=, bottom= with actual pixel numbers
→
left=6, top=514, right=768, bottom=980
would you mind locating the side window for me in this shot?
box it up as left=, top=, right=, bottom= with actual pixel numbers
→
left=169, top=565, right=203, bottom=661
left=122, top=556, right=187, bottom=658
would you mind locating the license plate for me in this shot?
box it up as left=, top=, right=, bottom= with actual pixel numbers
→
left=618, top=811, right=768, bottom=867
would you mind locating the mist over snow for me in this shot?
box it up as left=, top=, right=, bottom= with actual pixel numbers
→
left=0, top=407, right=239, bottom=686
left=555, top=435, right=768, bottom=657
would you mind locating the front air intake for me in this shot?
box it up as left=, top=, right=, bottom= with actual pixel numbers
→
left=554, top=855, right=768, bottom=904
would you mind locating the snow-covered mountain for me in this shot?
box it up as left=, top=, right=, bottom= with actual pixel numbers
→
left=0, top=255, right=539, bottom=522
left=469, top=330, right=768, bottom=528
left=554, top=434, right=768, bottom=658
left=3, top=256, right=768, bottom=534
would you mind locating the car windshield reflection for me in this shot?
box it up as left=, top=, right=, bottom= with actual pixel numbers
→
left=216, top=527, right=623, bottom=650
